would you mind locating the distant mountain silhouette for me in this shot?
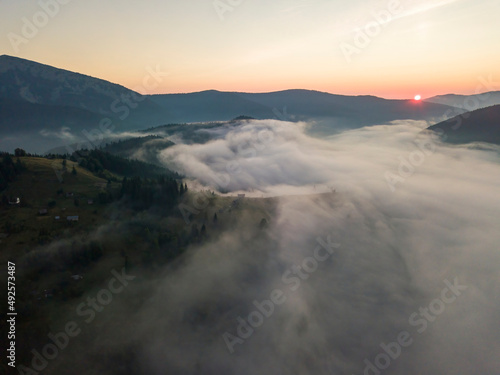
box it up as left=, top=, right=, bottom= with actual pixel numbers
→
left=149, top=90, right=275, bottom=122
left=150, top=89, right=462, bottom=136
left=427, top=105, right=500, bottom=145
left=0, top=55, right=170, bottom=127
left=0, top=55, right=466, bottom=152
left=0, top=98, right=134, bottom=153
left=425, top=92, right=500, bottom=110
left=237, top=89, right=459, bottom=132
left=0, top=55, right=173, bottom=152
left=0, top=98, right=130, bottom=133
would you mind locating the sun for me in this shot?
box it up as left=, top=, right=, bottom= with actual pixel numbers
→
left=414, top=95, right=422, bottom=101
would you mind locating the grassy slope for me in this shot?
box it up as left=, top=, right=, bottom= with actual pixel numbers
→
left=0, top=157, right=118, bottom=263
left=0, top=157, right=283, bottom=373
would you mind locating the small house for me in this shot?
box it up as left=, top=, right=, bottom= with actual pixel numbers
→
left=67, top=216, right=79, bottom=222
left=87, top=199, right=94, bottom=205
left=9, top=197, right=20, bottom=205
left=38, top=209, right=48, bottom=216
left=66, top=192, right=74, bottom=198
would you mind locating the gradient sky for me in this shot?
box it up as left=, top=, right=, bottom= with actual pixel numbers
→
left=1, top=0, right=499, bottom=98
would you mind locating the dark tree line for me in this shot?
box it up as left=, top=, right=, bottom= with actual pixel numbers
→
left=71, top=149, right=179, bottom=179
left=0, top=152, right=25, bottom=192
left=101, top=135, right=172, bottom=154
left=119, top=175, right=182, bottom=210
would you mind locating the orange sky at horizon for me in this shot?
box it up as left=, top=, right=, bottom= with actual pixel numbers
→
left=1, top=0, right=499, bottom=100
left=114, top=69, right=498, bottom=100
left=6, top=49, right=496, bottom=100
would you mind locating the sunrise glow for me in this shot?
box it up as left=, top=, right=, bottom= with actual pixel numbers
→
left=0, top=0, right=498, bottom=98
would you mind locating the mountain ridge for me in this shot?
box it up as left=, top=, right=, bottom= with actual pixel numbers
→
left=0, top=55, right=470, bottom=153
left=427, top=104, right=500, bottom=145
left=424, top=91, right=500, bottom=109
left=0, top=54, right=171, bottom=126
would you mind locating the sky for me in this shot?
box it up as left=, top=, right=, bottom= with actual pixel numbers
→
left=0, top=0, right=499, bottom=98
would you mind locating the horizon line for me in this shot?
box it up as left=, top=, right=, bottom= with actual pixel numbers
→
left=1, top=54, right=497, bottom=101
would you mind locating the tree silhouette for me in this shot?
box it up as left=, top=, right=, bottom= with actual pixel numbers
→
left=14, top=148, right=26, bottom=157
left=259, top=218, right=268, bottom=229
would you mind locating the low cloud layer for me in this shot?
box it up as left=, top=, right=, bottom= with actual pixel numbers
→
left=40, top=119, right=500, bottom=374
left=159, top=119, right=500, bottom=197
